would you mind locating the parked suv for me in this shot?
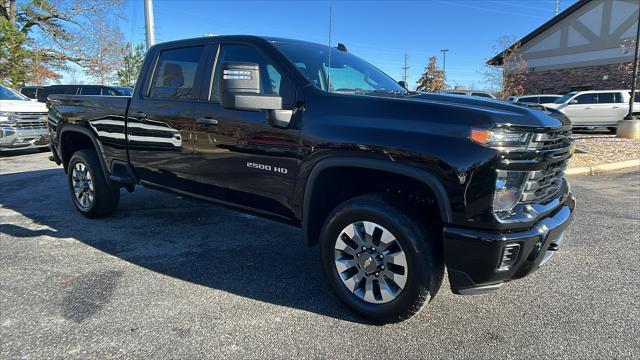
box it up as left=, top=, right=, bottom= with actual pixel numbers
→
left=0, top=85, right=49, bottom=151
left=35, top=85, right=131, bottom=103
left=545, top=90, right=639, bottom=131
left=47, top=35, right=575, bottom=323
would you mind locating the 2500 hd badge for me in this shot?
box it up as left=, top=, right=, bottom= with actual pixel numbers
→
left=246, top=162, right=288, bottom=174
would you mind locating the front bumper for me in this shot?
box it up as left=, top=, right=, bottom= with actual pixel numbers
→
left=443, top=192, right=576, bottom=295
left=0, top=127, right=50, bottom=150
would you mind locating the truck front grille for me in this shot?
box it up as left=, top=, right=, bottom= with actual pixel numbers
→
left=520, top=130, right=572, bottom=204
left=11, top=112, right=48, bottom=129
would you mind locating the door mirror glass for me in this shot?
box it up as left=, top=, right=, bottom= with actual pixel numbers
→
left=569, top=99, right=579, bottom=104
left=220, top=62, right=283, bottom=111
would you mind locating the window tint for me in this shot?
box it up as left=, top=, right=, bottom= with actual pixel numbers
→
left=80, top=87, right=101, bottom=95
left=149, top=46, right=203, bottom=100
left=596, top=93, right=616, bottom=104
left=516, top=97, right=537, bottom=103
left=629, top=92, right=640, bottom=102
left=102, top=88, right=118, bottom=96
left=573, top=93, right=596, bottom=104
left=211, top=44, right=294, bottom=106
left=21, top=88, right=36, bottom=98
left=471, top=92, right=493, bottom=98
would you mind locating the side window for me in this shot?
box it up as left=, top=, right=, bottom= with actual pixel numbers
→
left=573, top=94, right=596, bottom=104
left=596, top=93, right=615, bottom=104
left=540, top=96, right=558, bottom=103
left=102, top=88, right=118, bottom=96
left=211, top=44, right=294, bottom=106
left=80, top=87, right=101, bottom=95
left=472, top=92, right=493, bottom=98
left=149, top=46, right=204, bottom=100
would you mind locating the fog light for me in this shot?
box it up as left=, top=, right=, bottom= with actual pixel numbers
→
left=497, top=243, right=520, bottom=271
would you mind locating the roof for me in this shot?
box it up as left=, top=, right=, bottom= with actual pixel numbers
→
left=487, top=0, right=591, bottom=66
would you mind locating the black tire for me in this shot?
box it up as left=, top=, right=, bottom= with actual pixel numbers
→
left=320, top=193, right=444, bottom=323
left=67, top=149, right=120, bottom=218
left=607, top=127, right=617, bottom=134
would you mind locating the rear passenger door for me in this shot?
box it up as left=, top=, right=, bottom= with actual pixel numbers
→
left=593, top=92, right=623, bottom=125
left=127, top=44, right=215, bottom=191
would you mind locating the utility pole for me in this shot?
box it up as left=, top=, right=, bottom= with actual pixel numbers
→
left=555, top=0, right=559, bottom=16
left=402, top=53, right=409, bottom=83
left=440, top=49, right=449, bottom=83
left=625, top=19, right=640, bottom=120
left=144, top=0, right=156, bottom=49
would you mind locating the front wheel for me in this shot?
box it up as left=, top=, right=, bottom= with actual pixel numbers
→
left=67, top=149, right=120, bottom=218
left=320, top=194, right=443, bottom=323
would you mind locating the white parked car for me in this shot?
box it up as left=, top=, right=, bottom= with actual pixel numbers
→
left=545, top=90, right=640, bottom=131
left=508, top=94, right=562, bottom=105
left=0, top=85, right=50, bottom=151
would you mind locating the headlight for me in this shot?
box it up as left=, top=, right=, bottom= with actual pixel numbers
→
left=470, top=128, right=531, bottom=149
left=493, top=170, right=528, bottom=213
left=0, top=111, right=12, bottom=123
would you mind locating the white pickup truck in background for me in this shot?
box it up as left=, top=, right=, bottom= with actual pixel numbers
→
left=0, top=85, right=49, bottom=151
left=545, top=90, right=640, bottom=132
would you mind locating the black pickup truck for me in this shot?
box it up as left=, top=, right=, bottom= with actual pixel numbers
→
left=47, top=35, right=575, bottom=323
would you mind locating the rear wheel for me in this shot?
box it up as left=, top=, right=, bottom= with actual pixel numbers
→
left=320, top=194, right=443, bottom=323
left=67, top=149, right=120, bottom=218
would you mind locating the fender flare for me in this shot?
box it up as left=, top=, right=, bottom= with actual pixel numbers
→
left=301, top=157, right=453, bottom=246
left=58, top=125, right=112, bottom=185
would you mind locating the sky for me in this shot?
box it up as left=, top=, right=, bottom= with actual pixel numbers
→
left=116, top=0, right=578, bottom=90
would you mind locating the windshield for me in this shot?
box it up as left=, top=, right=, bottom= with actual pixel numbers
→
left=0, top=85, right=29, bottom=101
left=554, top=93, right=575, bottom=104
left=273, top=42, right=406, bottom=94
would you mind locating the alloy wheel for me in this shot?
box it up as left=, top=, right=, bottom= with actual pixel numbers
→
left=334, top=221, right=408, bottom=304
left=72, top=162, right=95, bottom=209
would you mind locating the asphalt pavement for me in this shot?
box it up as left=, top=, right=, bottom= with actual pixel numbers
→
left=1, top=150, right=638, bottom=359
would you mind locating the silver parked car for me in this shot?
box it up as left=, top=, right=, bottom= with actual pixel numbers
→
left=545, top=90, right=640, bottom=131
left=508, top=94, right=562, bottom=105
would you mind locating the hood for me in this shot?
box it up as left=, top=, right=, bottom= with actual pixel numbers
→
left=0, top=99, right=48, bottom=113
left=402, top=93, right=570, bottom=129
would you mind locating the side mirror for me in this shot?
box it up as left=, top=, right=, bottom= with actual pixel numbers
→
left=221, top=62, right=283, bottom=111
left=569, top=99, right=579, bottom=104
left=398, top=81, right=409, bottom=90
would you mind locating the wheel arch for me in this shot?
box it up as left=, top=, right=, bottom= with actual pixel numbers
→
left=59, top=125, right=112, bottom=185
left=301, top=157, right=452, bottom=247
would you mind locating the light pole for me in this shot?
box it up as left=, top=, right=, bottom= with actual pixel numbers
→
left=440, top=49, right=449, bottom=85
left=144, top=0, right=156, bottom=49
left=624, top=19, right=640, bottom=120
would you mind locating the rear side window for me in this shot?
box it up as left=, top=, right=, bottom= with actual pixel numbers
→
left=516, top=97, right=537, bottom=103
left=472, top=92, right=493, bottom=98
left=149, top=46, right=204, bottom=100
left=573, top=93, right=596, bottom=104
left=596, top=93, right=616, bottom=104
left=80, top=87, right=101, bottom=95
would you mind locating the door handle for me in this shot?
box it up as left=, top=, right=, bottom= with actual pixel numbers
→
left=196, top=117, right=219, bottom=126
left=585, top=107, right=592, bottom=110
left=612, top=106, right=620, bottom=109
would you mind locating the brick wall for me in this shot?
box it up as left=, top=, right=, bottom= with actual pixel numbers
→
left=520, top=63, right=636, bottom=94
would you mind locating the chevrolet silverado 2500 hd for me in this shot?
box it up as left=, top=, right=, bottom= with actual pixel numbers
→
left=47, top=36, right=575, bottom=323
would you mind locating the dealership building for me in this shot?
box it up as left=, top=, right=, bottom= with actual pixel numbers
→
left=488, top=0, right=640, bottom=94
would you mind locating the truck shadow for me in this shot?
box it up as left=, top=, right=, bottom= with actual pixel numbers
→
left=0, top=168, right=370, bottom=324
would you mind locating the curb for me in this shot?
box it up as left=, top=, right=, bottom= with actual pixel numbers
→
left=565, top=159, right=640, bottom=175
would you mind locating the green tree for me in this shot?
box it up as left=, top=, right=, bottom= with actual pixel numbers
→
left=0, top=0, right=124, bottom=87
left=0, top=17, right=30, bottom=86
left=117, top=43, right=146, bottom=87
left=416, top=56, right=445, bottom=92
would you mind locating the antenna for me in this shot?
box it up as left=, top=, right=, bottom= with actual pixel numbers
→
left=402, top=52, right=409, bottom=83
left=327, top=6, right=332, bottom=93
